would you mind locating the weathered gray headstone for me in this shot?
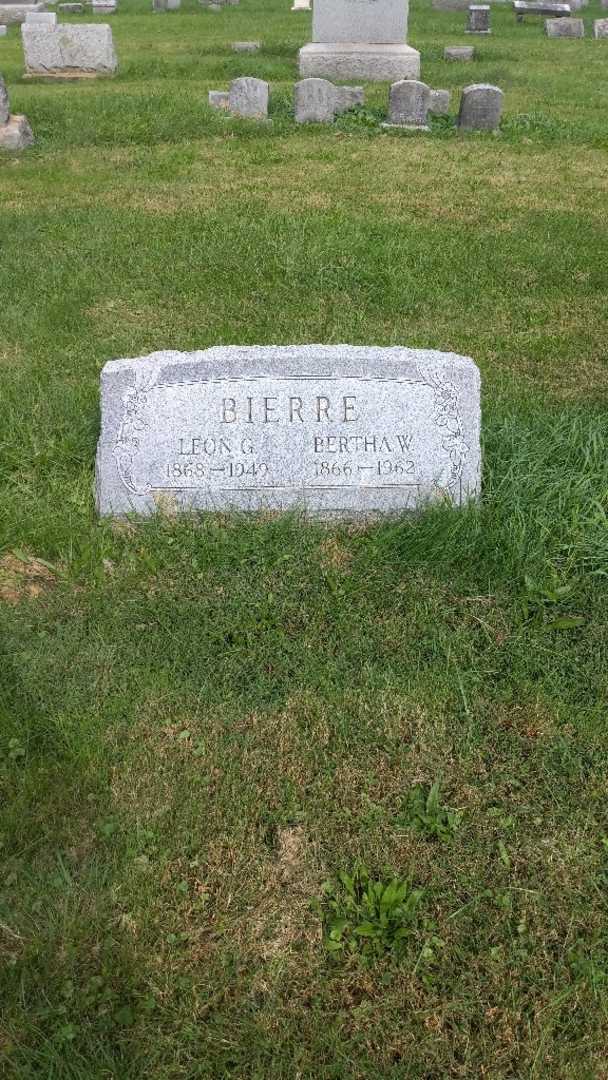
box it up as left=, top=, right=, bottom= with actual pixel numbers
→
left=153, top=0, right=167, bottom=9
left=429, top=88, right=450, bottom=114
left=59, top=3, right=84, bottom=11
left=231, top=40, right=260, bottom=51
left=299, top=0, right=420, bottom=82
left=0, top=112, right=34, bottom=148
left=313, top=0, right=406, bottom=40
left=96, top=345, right=481, bottom=518
left=444, top=44, right=474, bottom=59
left=513, top=1, right=571, bottom=19
left=594, top=16, right=608, bottom=34
left=458, top=83, right=502, bottom=129
left=466, top=3, right=491, bottom=30
left=21, top=22, right=117, bottom=74
left=294, top=78, right=363, bottom=123
left=545, top=14, right=584, bottom=32
left=383, top=79, right=430, bottom=129
left=0, top=22, right=6, bottom=32
left=228, top=76, right=268, bottom=119
left=90, top=0, right=117, bottom=13
left=0, top=2, right=46, bottom=25
left=291, top=0, right=311, bottom=9
left=0, top=77, right=34, bottom=147
left=0, top=73, right=9, bottom=122
left=208, top=89, right=229, bottom=109
left=25, top=8, right=56, bottom=21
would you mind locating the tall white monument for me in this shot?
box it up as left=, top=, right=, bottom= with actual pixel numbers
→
left=299, top=0, right=420, bottom=82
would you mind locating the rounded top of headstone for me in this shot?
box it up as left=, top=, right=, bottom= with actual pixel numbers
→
left=462, top=82, right=503, bottom=92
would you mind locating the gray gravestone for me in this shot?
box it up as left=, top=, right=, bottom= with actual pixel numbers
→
left=21, top=23, right=118, bottom=73
left=90, top=0, right=117, bottom=12
left=229, top=76, right=268, bottom=119
left=0, top=76, right=34, bottom=147
left=429, top=88, right=450, bottom=114
left=458, top=83, right=503, bottom=129
left=444, top=43, right=475, bottom=58
left=208, top=89, right=229, bottom=109
left=513, top=1, right=571, bottom=19
left=0, top=22, right=6, bottom=32
left=545, top=14, right=584, bottom=32
left=299, top=0, right=420, bottom=82
left=466, top=4, right=491, bottom=30
left=153, top=0, right=167, bottom=10
left=294, top=78, right=363, bottom=123
left=59, top=3, right=84, bottom=10
left=96, top=345, right=481, bottom=519
left=231, top=40, right=261, bottom=51
left=594, top=16, right=608, bottom=33
left=0, top=113, right=34, bottom=147
left=384, top=79, right=430, bottom=129
left=25, top=8, right=55, bottom=21
left=313, top=0, right=406, bottom=41
left=0, top=2, right=46, bottom=24
left=0, top=73, right=9, bottom=122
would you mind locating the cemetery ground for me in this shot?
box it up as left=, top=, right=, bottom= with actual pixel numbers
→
left=1, top=0, right=608, bottom=1074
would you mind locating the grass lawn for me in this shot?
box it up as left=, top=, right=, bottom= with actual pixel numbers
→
left=1, top=0, right=608, bottom=1075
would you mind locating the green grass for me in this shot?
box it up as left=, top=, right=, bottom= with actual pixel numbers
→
left=1, top=0, right=608, bottom=1075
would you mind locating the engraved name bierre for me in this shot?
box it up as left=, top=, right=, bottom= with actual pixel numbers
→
left=166, top=390, right=415, bottom=487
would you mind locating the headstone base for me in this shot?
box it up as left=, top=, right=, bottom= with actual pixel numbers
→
left=298, top=42, right=420, bottom=82
left=23, top=68, right=106, bottom=77
left=381, top=122, right=430, bottom=131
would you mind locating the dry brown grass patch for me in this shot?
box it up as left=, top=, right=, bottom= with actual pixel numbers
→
left=0, top=552, right=57, bottom=605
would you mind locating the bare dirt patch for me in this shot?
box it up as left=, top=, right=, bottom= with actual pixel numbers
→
left=0, top=552, right=57, bottom=605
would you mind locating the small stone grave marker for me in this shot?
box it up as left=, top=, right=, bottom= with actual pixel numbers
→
left=96, top=345, right=481, bottom=518
left=458, top=83, right=503, bottom=129
left=383, top=79, right=430, bottom=130
left=25, top=10, right=56, bottom=24
left=0, top=71, right=34, bottom=147
left=231, top=40, right=260, bottom=51
left=294, top=78, right=363, bottom=123
left=208, top=89, right=229, bottom=109
left=228, top=76, right=268, bottom=119
left=444, top=44, right=475, bottom=59
left=594, top=17, right=608, bottom=33
left=513, top=1, right=571, bottom=19
left=429, top=88, right=450, bottom=114
left=466, top=4, right=491, bottom=30
left=545, top=14, right=584, bottom=32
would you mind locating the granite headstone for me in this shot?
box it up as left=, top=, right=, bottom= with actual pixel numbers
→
left=384, top=79, right=430, bottom=129
left=228, top=76, right=268, bottom=118
left=294, top=77, right=363, bottom=123
left=458, top=83, right=503, bottom=129
left=545, top=14, right=584, bottom=32
left=96, top=345, right=481, bottom=518
left=21, top=22, right=117, bottom=73
left=299, top=0, right=420, bottom=82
